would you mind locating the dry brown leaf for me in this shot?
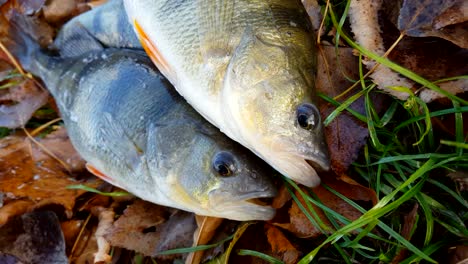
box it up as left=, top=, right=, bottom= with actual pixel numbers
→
left=397, top=0, right=467, bottom=48
left=43, top=0, right=91, bottom=25
left=279, top=188, right=329, bottom=238
left=71, top=220, right=99, bottom=264
left=271, top=184, right=291, bottom=209
left=104, top=200, right=195, bottom=260
left=0, top=211, right=67, bottom=263
left=348, top=0, right=413, bottom=100
left=0, top=199, right=34, bottom=226
left=317, top=45, right=388, bottom=174
left=301, top=0, right=322, bottom=32
left=265, top=224, right=301, bottom=264
left=329, top=175, right=378, bottom=205
left=447, top=171, right=468, bottom=192
left=448, top=245, right=468, bottom=264
left=391, top=203, right=419, bottom=263
left=275, top=177, right=376, bottom=238
left=61, top=219, right=85, bottom=252
left=0, top=129, right=97, bottom=216
left=0, top=78, right=49, bottom=129
left=186, top=215, right=224, bottom=264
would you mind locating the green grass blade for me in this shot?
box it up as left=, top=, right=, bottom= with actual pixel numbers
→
left=66, top=184, right=130, bottom=197
left=427, top=179, right=468, bottom=208
left=323, top=88, right=368, bottom=126
left=400, top=240, right=446, bottom=264
left=318, top=92, right=367, bottom=122
left=237, top=250, right=283, bottom=264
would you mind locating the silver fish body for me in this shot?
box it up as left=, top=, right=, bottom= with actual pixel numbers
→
left=124, top=0, right=330, bottom=187
left=12, top=25, right=277, bottom=220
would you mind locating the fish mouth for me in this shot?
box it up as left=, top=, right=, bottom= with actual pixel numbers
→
left=303, top=153, right=330, bottom=172
left=209, top=191, right=277, bottom=221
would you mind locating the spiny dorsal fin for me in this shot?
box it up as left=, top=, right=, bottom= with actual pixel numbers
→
left=55, top=23, right=104, bottom=57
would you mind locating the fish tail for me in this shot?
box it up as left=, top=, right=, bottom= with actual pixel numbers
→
left=6, top=11, right=47, bottom=77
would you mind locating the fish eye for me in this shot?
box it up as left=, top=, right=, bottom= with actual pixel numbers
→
left=296, top=103, right=320, bottom=130
left=212, top=151, right=236, bottom=177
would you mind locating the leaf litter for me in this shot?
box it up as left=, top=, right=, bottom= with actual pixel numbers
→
left=0, top=0, right=466, bottom=263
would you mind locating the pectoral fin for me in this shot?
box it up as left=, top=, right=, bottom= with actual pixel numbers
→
left=86, top=163, right=112, bottom=182
left=133, top=19, right=176, bottom=82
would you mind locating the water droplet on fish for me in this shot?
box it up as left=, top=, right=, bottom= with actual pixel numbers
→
left=70, top=113, right=79, bottom=122
left=101, top=53, right=108, bottom=60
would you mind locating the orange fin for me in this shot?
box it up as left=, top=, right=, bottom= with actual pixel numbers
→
left=86, top=163, right=113, bottom=182
left=134, top=19, right=175, bottom=81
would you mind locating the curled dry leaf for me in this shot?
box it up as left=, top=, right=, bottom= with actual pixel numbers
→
left=348, top=0, right=413, bottom=100
left=187, top=215, right=224, bottom=264
left=265, top=224, right=301, bottom=264
left=301, top=0, right=322, bottom=32
left=0, top=128, right=96, bottom=216
left=93, top=207, right=114, bottom=264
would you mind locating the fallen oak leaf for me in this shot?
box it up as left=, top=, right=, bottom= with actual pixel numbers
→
left=104, top=200, right=195, bottom=261
left=317, top=45, right=389, bottom=174
left=186, top=215, right=224, bottom=264
left=0, top=129, right=98, bottom=216
left=265, top=224, right=301, bottom=264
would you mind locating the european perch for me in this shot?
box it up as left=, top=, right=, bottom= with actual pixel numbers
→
left=124, top=0, right=330, bottom=187
left=9, top=17, right=277, bottom=221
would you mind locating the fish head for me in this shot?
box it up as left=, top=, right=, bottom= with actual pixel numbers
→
left=170, top=130, right=277, bottom=221
left=223, top=33, right=330, bottom=187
